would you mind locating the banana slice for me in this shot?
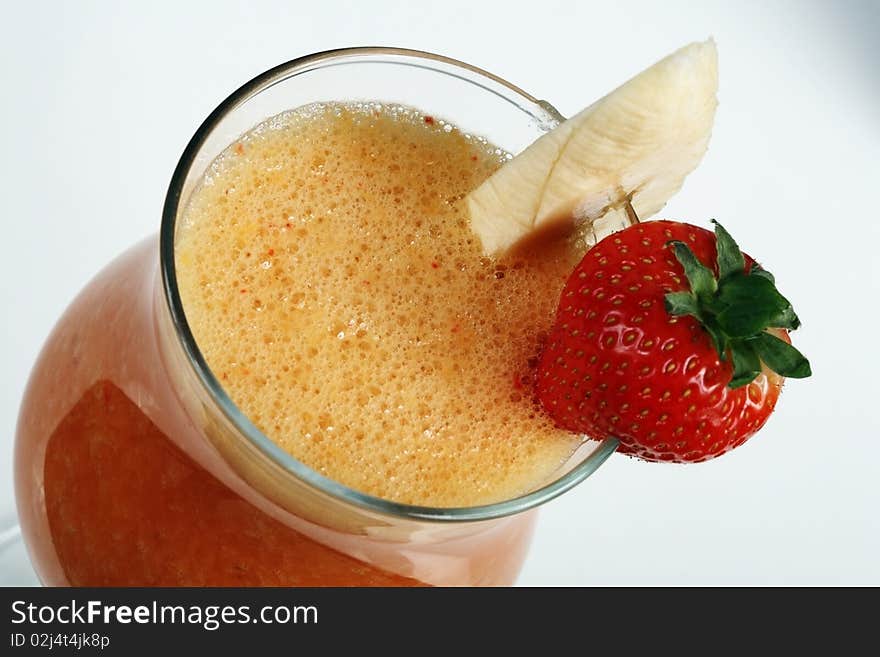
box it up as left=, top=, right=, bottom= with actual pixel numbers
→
left=467, top=39, right=718, bottom=255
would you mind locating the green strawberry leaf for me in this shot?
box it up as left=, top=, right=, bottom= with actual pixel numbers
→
left=664, top=291, right=701, bottom=320
left=703, top=315, right=730, bottom=361
left=767, top=305, right=801, bottom=331
left=750, top=263, right=776, bottom=284
left=662, top=221, right=810, bottom=389
left=753, top=332, right=812, bottom=378
left=712, top=220, right=745, bottom=281
left=749, top=264, right=799, bottom=329
left=669, top=240, right=717, bottom=301
left=729, top=340, right=762, bottom=388
left=715, top=273, right=791, bottom=337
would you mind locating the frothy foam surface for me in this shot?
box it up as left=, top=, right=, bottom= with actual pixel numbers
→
left=176, top=102, right=586, bottom=506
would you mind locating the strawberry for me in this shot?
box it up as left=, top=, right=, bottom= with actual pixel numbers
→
left=535, top=219, right=810, bottom=463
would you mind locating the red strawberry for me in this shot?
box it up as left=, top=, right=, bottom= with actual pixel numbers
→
left=535, top=219, right=810, bottom=463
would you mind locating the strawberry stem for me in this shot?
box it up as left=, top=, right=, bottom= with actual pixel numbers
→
left=663, top=221, right=811, bottom=388
left=624, top=199, right=641, bottom=225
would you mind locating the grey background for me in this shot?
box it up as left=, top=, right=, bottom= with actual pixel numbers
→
left=2, top=0, right=878, bottom=585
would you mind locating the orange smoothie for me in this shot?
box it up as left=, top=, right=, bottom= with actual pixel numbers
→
left=175, top=102, right=586, bottom=507
left=16, top=99, right=580, bottom=587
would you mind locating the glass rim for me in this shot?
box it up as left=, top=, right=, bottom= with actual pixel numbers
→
left=159, top=46, right=618, bottom=523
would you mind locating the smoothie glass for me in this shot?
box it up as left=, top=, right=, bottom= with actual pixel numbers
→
left=15, top=48, right=619, bottom=586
